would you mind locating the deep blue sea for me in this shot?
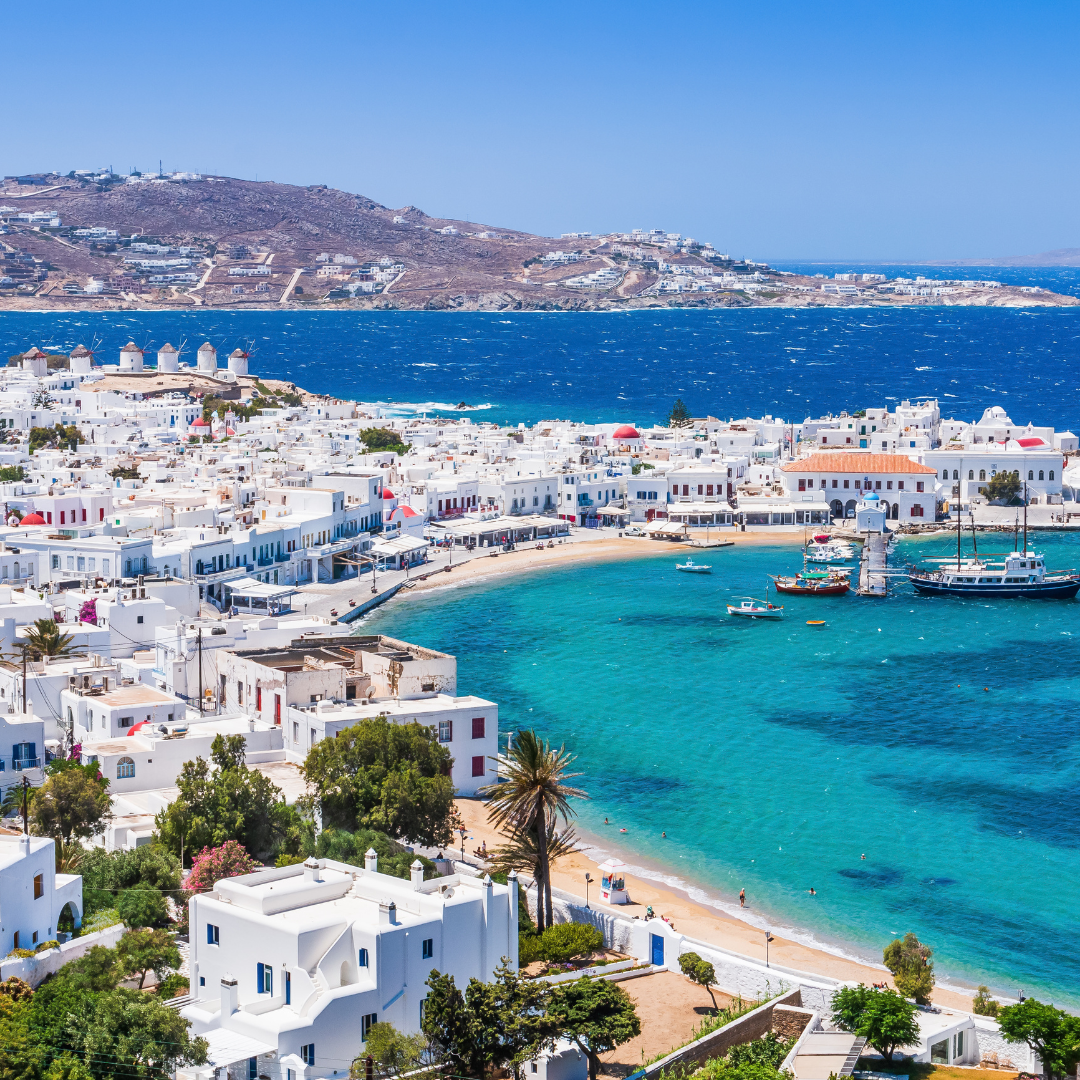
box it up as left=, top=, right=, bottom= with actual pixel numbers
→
left=2, top=277, right=1079, bottom=1002
left=2, top=264, right=1079, bottom=430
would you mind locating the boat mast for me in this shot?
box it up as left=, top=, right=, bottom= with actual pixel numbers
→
left=1023, top=480, right=1028, bottom=555
left=957, top=488, right=962, bottom=570
left=969, top=509, right=979, bottom=562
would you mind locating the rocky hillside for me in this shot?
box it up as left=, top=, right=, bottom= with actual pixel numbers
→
left=0, top=174, right=1074, bottom=310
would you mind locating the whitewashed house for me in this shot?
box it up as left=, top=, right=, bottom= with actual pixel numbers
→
left=0, top=833, right=83, bottom=950
left=180, top=856, right=518, bottom=1080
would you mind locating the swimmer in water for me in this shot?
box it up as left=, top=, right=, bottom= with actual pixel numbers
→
left=662, top=831, right=667, bottom=838
left=739, top=889, right=745, bottom=907
left=808, top=888, right=816, bottom=895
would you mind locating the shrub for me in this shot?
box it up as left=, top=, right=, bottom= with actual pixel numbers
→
left=519, top=933, right=544, bottom=965
left=155, top=973, right=190, bottom=999
left=538, top=922, right=603, bottom=963
left=34, top=939, right=59, bottom=953
left=117, top=885, right=169, bottom=928
left=973, top=986, right=1000, bottom=1017
left=6, top=949, right=35, bottom=959
left=185, top=840, right=258, bottom=893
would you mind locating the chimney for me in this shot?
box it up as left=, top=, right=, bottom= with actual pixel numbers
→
left=364, top=848, right=378, bottom=873
left=410, top=859, right=424, bottom=891
left=378, top=899, right=398, bottom=925
left=303, top=857, right=322, bottom=883
left=220, top=974, right=238, bottom=1015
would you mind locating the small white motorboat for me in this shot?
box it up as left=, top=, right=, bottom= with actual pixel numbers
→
left=727, top=596, right=784, bottom=619
left=676, top=559, right=712, bottom=573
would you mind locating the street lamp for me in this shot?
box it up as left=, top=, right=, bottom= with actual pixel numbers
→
left=765, top=931, right=774, bottom=968
left=584, top=872, right=593, bottom=909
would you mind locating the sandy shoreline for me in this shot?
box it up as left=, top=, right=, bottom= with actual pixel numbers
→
left=404, top=531, right=807, bottom=597
left=454, top=800, right=977, bottom=1011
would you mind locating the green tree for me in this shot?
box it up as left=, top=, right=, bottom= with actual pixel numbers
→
left=422, top=964, right=555, bottom=1080
left=0, top=466, right=25, bottom=482
left=980, top=470, right=1022, bottom=503
left=302, top=718, right=455, bottom=847
left=883, top=932, right=934, bottom=1004
left=668, top=398, right=692, bottom=428
left=154, top=734, right=295, bottom=861
left=359, top=427, right=411, bottom=455
left=32, top=388, right=56, bottom=410
left=831, top=985, right=919, bottom=1063
left=314, top=827, right=436, bottom=881
left=726, top=1032, right=794, bottom=1069
left=62, top=945, right=122, bottom=992
left=481, top=730, right=587, bottom=931
left=830, top=984, right=872, bottom=1032
left=116, top=928, right=180, bottom=990
left=21, top=619, right=80, bottom=661
left=997, top=998, right=1080, bottom=1080
left=972, top=986, right=999, bottom=1018
left=77, top=987, right=208, bottom=1077
left=350, top=1022, right=431, bottom=1079
left=30, top=761, right=111, bottom=843
left=79, top=846, right=182, bottom=918
left=550, top=976, right=641, bottom=1080
left=679, top=951, right=719, bottom=1011
left=109, top=466, right=140, bottom=481
left=115, top=887, right=168, bottom=929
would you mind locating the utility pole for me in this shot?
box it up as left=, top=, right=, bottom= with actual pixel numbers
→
left=197, top=627, right=203, bottom=714
left=21, top=775, right=29, bottom=835
left=21, top=645, right=27, bottom=715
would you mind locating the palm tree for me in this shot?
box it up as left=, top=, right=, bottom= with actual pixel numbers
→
left=21, top=619, right=79, bottom=662
left=487, top=823, right=580, bottom=881
left=480, top=730, right=587, bottom=931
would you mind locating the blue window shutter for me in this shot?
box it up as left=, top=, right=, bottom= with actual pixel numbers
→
left=257, top=963, right=264, bottom=993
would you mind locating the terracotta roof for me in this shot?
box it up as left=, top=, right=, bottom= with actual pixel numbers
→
left=781, top=453, right=937, bottom=475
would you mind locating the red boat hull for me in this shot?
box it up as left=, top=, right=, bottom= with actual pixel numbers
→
left=771, top=577, right=851, bottom=596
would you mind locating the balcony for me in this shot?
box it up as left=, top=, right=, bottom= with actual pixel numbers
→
left=192, top=566, right=247, bottom=585
left=2, top=757, right=42, bottom=773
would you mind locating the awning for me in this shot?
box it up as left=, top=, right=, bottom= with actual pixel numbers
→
left=201, top=1027, right=276, bottom=1069
left=224, top=577, right=298, bottom=600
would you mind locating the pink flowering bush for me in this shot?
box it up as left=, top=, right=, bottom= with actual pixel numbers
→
left=185, top=840, right=258, bottom=893
left=78, top=599, right=97, bottom=625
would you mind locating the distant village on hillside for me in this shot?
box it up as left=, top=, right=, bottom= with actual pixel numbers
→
left=1, top=169, right=1073, bottom=311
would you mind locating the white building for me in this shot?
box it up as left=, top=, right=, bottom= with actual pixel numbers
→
left=780, top=453, right=940, bottom=521
left=0, top=834, right=84, bottom=950
left=180, top=856, right=517, bottom=1080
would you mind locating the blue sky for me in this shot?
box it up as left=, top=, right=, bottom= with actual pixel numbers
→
left=5, top=2, right=1079, bottom=261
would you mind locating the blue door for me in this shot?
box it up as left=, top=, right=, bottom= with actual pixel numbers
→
left=651, top=934, right=664, bottom=967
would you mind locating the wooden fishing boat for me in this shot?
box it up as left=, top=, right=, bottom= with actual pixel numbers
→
left=770, top=570, right=851, bottom=596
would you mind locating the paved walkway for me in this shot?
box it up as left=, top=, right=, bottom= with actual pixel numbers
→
left=292, top=525, right=630, bottom=621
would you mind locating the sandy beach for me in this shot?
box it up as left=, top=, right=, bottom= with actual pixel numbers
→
left=454, top=798, right=976, bottom=1012
left=406, top=530, right=808, bottom=597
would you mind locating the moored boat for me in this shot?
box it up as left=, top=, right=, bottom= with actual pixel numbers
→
left=909, top=492, right=1080, bottom=599
left=727, top=596, right=784, bottom=618
left=675, top=559, right=712, bottom=573
left=771, top=570, right=851, bottom=595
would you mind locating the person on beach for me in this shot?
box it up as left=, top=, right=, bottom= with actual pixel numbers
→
left=739, top=889, right=745, bottom=907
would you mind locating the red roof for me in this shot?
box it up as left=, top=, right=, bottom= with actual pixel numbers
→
left=613, top=424, right=641, bottom=439
left=781, top=453, right=938, bottom=475
left=392, top=505, right=419, bottom=518
left=382, top=488, right=395, bottom=499
left=190, top=417, right=209, bottom=427
left=126, top=720, right=151, bottom=737
left=1017, top=437, right=1045, bottom=448
left=19, top=512, right=45, bottom=525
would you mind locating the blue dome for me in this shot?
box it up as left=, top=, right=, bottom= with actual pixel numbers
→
left=862, top=491, right=880, bottom=501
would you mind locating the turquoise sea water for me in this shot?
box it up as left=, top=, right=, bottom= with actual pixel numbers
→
left=362, top=532, right=1080, bottom=1005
